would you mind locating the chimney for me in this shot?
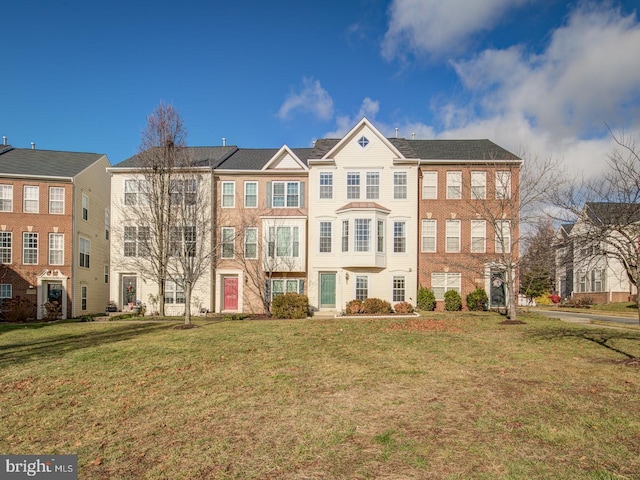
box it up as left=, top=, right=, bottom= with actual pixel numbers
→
left=222, top=137, right=226, bottom=147
left=2, top=136, right=6, bottom=145
left=31, top=142, right=36, bottom=149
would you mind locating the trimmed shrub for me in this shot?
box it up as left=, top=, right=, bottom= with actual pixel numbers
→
left=362, top=298, right=393, bottom=315
left=0, top=296, right=37, bottom=322
left=466, top=288, right=488, bottom=311
left=417, top=287, right=436, bottom=311
left=444, top=290, right=462, bottom=311
left=535, top=295, right=552, bottom=305
left=345, top=299, right=364, bottom=315
left=271, top=293, right=309, bottom=319
left=393, top=301, right=414, bottom=314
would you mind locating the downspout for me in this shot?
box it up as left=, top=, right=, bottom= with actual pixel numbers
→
left=71, top=178, right=76, bottom=320
left=211, top=166, right=217, bottom=313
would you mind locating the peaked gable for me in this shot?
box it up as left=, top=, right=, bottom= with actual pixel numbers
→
left=312, top=118, right=405, bottom=165
left=262, top=145, right=308, bottom=171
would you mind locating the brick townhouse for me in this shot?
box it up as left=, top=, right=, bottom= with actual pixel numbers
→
left=0, top=142, right=111, bottom=319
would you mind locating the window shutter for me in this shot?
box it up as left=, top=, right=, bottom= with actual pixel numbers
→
left=266, top=182, right=272, bottom=208
left=300, top=181, right=305, bottom=208
left=299, top=279, right=305, bottom=294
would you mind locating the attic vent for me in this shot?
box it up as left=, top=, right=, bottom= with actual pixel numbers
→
left=357, top=136, right=369, bottom=148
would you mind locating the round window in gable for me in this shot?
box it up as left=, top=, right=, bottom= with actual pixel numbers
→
left=358, top=136, right=369, bottom=148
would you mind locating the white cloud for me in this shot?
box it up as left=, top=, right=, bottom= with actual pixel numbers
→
left=382, top=0, right=531, bottom=60
left=451, top=4, right=640, bottom=140
left=277, top=77, right=334, bottom=121
left=324, top=97, right=381, bottom=138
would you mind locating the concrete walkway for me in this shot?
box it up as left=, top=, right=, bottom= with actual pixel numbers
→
left=531, top=308, right=639, bottom=327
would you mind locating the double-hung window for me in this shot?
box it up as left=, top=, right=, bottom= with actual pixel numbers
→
left=319, top=222, right=332, bottom=253
left=244, top=227, right=258, bottom=259
left=49, top=233, right=64, bottom=265
left=393, top=221, right=406, bottom=253
left=355, top=219, right=371, bottom=252
left=421, top=219, right=436, bottom=253
left=355, top=276, right=369, bottom=301
left=244, top=182, right=258, bottom=208
left=496, top=171, right=511, bottom=199
left=82, top=194, right=89, bottom=221
left=222, top=182, right=235, bottom=208
left=0, top=284, right=12, bottom=299
left=124, top=179, right=141, bottom=206
left=23, top=232, right=38, bottom=265
left=221, top=228, right=235, bottom=259
left=79, top=237, right=90, bottom=268
left=268, top=226, right=299, bottom=258
left=49, top=187, right=65, bottom=214
left=81, top=286, right=87, bottom=311
left=393, top=172, right=407, bottom=199
left=422, top=172, right=437, bottom=199
left=347, top=173, right=360, bottom=199
left=319, top=173, right=333, bottom=199
left=366, top=172, right=379, bottom=199
left=23, top=186, right=39, bottom=213
left=393, top=276, right=406, bottom=302
left=341, top=220, right=349, bottom=252
left=495, top=221, right=511, bottom=253
left=271, top=279, right=305, bottom=299
left=471, top=220, right=486, bottom=253
left=446, top=220, right=461, bottom=253
left=471, top=172, right=486, bottom=200
left=0, top=232, right=12, bottom=263
left=0, top=185, right=12, bottom=211
left=446, top=172, right=462, bottom=199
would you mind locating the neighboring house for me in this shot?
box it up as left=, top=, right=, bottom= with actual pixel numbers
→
left=560, top=202, right=639, bottom=304
left=416, top=140, right=522, bottom=309
left=306, top=119, right=418, bottom=313
left=108, top=147, right=233, bottom=315
left=553, top=223, right=574, bottom=299
left=0, top=143, right=111, bottom=319
left=213, top=146, right=311, bottom=314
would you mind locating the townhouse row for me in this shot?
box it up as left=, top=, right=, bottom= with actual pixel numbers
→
left=0, top=119, right=521, bottom=318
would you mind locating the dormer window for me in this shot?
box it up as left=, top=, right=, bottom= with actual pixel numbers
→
left=358, top=136, right=369, bottom=148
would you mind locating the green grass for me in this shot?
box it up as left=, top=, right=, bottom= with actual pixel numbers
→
left=1, top=313, right=639, bottom=479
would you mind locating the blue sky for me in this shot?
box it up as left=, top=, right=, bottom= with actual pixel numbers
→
left=2, top=0, right=639, bottom=175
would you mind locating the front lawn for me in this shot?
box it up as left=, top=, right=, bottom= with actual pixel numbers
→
left=1, top=312, right=639, bottom=479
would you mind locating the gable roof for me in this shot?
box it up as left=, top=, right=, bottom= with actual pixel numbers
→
left=0, top=147, right=107, bottom=178
left=215, top=147, right=315, bottom=170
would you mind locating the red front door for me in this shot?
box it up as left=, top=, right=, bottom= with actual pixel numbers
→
left=223, top=277, right=238, bottom=310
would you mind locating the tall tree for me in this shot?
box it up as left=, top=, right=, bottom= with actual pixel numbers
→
left=115, top=102, right=188, bottom=316
left=519, top=220, right=556, bottom=301
left=552, top=130, right=640, bottom=325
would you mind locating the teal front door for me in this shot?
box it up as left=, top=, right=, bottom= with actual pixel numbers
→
left=320, top=273, right=336, bottom=308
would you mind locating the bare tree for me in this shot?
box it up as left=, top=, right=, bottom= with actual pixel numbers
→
left=552, top=130, right=640, bottom=324
left=114, top=102, right=188, bottom=316
left=456, top=151, right=563, bottom=320
left=165, top=171, right=215, bottom=324
left=519, top=219, right=556, bottom=301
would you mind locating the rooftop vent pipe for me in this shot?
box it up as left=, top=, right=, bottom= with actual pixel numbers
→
left=412, top=132, right=416, bottom=140
left=222, top=137, right=226, bottom=147
left=31, top=142, right=36, bottom=149
left=2, top=136, right=6, bottom=146
left=395, top=128, right=399, bottom=138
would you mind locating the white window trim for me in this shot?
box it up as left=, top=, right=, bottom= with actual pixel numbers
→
left=49, top=233, right=64, bottom=265
left=393, top=171, right=408, bottom=200
left=431, top=272, right=461, bottom=300
left=446, top=220, right=461, bottom=253
left=422, top=171, right=437, bottom=200
left=22, top=232, right=38, bottom=265
left=221, top=227, right=235, bottom=259
left=471, top=171, right=486, bottom=200
left=244, top=227, right=258, bottom=259
left=319, top=172, right=333, bottom=200
left=421, top=219, right=437, bottom=253
left=471, top=220, right=486, bottom=253
left=271, top=181, right=300, bottom=208
left=49, top=187, right=65, bottom=214
left=244, top=181, right=258, bottom=208
left=222, top=182, right=235, bottom=208
left=23, top=185, right=39, bottom=213
left=0, top=184, right=13, bottom=212
left=446, top=172, right=462, bottom=200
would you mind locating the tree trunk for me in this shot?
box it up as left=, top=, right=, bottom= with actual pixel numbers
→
left=184, top=282, right=192, bottom=325
left=506, top=267, right=517, bottom=321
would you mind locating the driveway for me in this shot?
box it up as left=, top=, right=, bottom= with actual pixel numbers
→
left=532, top=308, right=639, bottom=327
